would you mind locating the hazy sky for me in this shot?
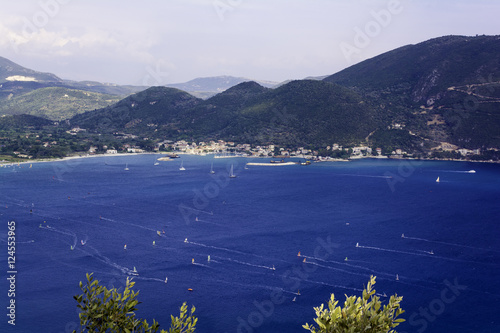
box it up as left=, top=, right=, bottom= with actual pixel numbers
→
left=0, top=0, right=498, bottom=86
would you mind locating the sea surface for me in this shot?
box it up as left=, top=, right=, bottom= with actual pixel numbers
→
left=1, top=155, right=499, bottom=333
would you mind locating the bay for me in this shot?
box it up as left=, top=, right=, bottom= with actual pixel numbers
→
left=1, top=156, right=499, bottom=332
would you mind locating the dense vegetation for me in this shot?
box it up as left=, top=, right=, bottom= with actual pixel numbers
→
left=73, top=273, right=197, bottom=333
left=303, top=276, right=404, bottom=333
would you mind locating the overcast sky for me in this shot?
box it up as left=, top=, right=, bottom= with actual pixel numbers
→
left=0, top=0, right=498, bottom=86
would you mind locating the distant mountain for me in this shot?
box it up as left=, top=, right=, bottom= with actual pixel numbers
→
left=0, top=87, right=121, bottom=121
left=165, top=76, right=278, bottom=99
left=0, top=56, right=145, bottom=102
left=0, top=56, right=62, bottom=83
left=325, top=35, right=500, bottom=149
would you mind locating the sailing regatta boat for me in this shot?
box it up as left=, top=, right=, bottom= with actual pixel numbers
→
left=210, top=162, right=215, bottom=174
left=229, top=164, right=236, bottom=178
left=179, top=161, right=185, bottom=171
left=124, top=163, right=129, bottom=171
left=164, top=277, right=168, bottom=284
left=207, top=255, right=211, bottom=262
left=396, top=274, right=399, bottom=281
left=436, top=176, right=440, bottom=183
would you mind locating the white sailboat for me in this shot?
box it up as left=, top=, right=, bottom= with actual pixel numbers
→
left=179, top=161, right=185, bottom=171
left=468, top=170, right=476, bottom=173
left=229, top=164, right=236, bottom=178
left=210, top=162, right=215, bottom=174
left=154, top=161, right=160, bottom=166
left=436, top=176, right=440, bottom=183
left=124, top=163, right=129, bottom=171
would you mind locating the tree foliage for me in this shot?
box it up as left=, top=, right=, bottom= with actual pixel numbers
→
left=73, top=273, right=197, bottom=333
left=303, top=276, right=404, bottom=333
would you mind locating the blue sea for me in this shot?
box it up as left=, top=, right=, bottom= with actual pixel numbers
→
left=1, top=155, right=499, bottom=333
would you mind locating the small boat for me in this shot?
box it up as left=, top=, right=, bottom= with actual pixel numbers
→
left=191, top=258, right=194, bottom=264
left=344, top=257, right=348, bottom=261
left=292, top=297, right=296, bottom=302
left=184, top=238, right=188, bottom=243
left=356, top=242, right=359, bottom=247
left=124, top=244, right=127, bottom=250
left=303, top=258, right=306, bottom=263
left=70, top=245, right=74, bottom=250
left=468, top=170, right=476, bottom=173
left=396, top=274, right=399, bottom=281
left=157, top=231, right=161, bottom=236
left=154, top=162, right=160, bottom=166
left=229, top=164, right=236, bottom=178
left=133, top=266, right=137, bottom=273
left=401, top=233, right=405, bottom=238
left=164, top=277, right=168, bottom=284
left=81, top=240, right=85, bottom=245
left=429, top=250, right=434, bottom=255
left=207, top=255, right=211, bottom=262
left=179, top=162, right=185, bottom=171
left=297, top=290, right=301, bottom=295
left=153, top=241, right=156, bottom=246
left=297, top=251, right=301, bottom=257
left=436, top=176, right=440, bottom=183
left=346, top=222, right=350, bottom=225
left=272, top=265, right=276, bottom=271
left=124, top=163, right=129, bottom=171
left=195, top=217, right=199, bottom=222
left=210, top=163, right=215, bottom=174
left=187, top=288, right=193, bottom=292
left=162, top=229, right=165, bottom=234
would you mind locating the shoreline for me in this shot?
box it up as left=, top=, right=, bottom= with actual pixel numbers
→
left=1, top=152, right=499, bottom=167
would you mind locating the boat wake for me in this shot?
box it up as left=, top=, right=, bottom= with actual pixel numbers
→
left=185, top=240, right=265, bottom=259
left=100, top=216, right=157, bottom=232
left=402, top=235, right=500, bottom=253
left=39, top=225, right=78, bottom=247
left=214, top=256, right=275, bottom=271
left=357, top=244, right=496, bottom=265
left=85, top=245, right=137, bottom=276
left=193, top=218, right=224, bottom=227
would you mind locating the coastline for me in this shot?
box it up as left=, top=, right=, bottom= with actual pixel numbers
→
left=1, top=151, right=499, bottom=167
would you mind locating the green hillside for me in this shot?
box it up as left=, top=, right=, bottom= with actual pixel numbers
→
left=0, top=87, right=121, bottom=121
left=71, top=80, right=389, bottom=148
left=324, top=35, right=500, bottom=149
